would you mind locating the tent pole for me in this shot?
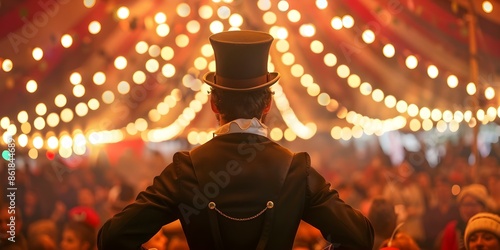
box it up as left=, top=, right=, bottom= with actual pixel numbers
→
left=467, top=6, right=480, bottom=180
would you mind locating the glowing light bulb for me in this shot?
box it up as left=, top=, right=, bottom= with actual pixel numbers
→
left=483, top=1, right=493, bottom=13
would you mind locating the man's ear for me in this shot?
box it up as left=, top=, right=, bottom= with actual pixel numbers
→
left=210, top=97, right=220, bottom=114
left=263, top=98, right=272, bottom=114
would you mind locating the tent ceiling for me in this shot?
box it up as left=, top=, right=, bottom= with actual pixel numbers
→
left=0, top=0, right=499, bottom=149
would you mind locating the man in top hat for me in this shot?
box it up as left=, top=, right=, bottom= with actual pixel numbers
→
left=97, top=30, right=374, bottom=250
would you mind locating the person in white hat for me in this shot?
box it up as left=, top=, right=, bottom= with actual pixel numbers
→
left=464, top=212, right=500, bottom=250
left=97, top=30, right=374, bottom=250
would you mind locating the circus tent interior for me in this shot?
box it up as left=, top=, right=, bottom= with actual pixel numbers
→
left=1, top=0, right=500, bottom=173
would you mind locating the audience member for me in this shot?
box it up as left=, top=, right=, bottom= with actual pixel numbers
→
left=383, top=161, right=426, bottom=246
left=379, top=232, right=420, bottom=250
left=463, top=212, right=500, bottom=250
left=422, top=174, right=460, bottom=249
left=68, top=206, right=100, bottom=230
left=77, top=187, right=96, bottom=209
left=21, top=189, right=43, bottom=235
left=487, top=171, right=500, bottom=215
left=415, top=171, right=433, bottom=209
left=60, top=221, right=96, bottom=250
left=27, top=219, right=58, bottom=250
left=28, top=234, right=58, bottom=250
left=368, top=197, right=398, bottom=250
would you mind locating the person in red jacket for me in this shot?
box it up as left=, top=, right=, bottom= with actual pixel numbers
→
left=97, top=30, right=374, bottom=250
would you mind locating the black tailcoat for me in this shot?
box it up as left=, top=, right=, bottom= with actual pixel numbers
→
left=98, top=133, right=374, bottom=249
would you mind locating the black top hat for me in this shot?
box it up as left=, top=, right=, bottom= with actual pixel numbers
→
left=203, top=30, right=280, bottom=91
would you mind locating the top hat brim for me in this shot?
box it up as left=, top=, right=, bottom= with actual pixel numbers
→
left=203, top=72, right=280, bottom=91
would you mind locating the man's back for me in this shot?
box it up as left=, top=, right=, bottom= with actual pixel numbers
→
left=185, top=132, right=302, bottom=249
left=98, top=132, right=374, bottom=249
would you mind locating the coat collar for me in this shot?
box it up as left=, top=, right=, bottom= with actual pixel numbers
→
left=213, top=118, right=268, bottom=137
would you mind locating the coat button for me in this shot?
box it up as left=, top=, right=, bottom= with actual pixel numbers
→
left=208, top=202, right=216, bottom=209
left=266, top=201, right=274, bottom=209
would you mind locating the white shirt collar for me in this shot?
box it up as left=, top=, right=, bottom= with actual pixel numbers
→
left=213, top=118, right=268, bottom=137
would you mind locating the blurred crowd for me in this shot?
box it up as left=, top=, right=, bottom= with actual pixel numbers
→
left=1, top=140, right=500, bottom=250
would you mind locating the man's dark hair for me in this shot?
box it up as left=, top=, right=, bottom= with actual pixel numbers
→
left=211, top=87, right=273, bottom=122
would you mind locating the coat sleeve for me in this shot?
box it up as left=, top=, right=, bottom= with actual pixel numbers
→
left=97, top=159, right=182, bottom=250
left=300, top=153, right=374, bottom=250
